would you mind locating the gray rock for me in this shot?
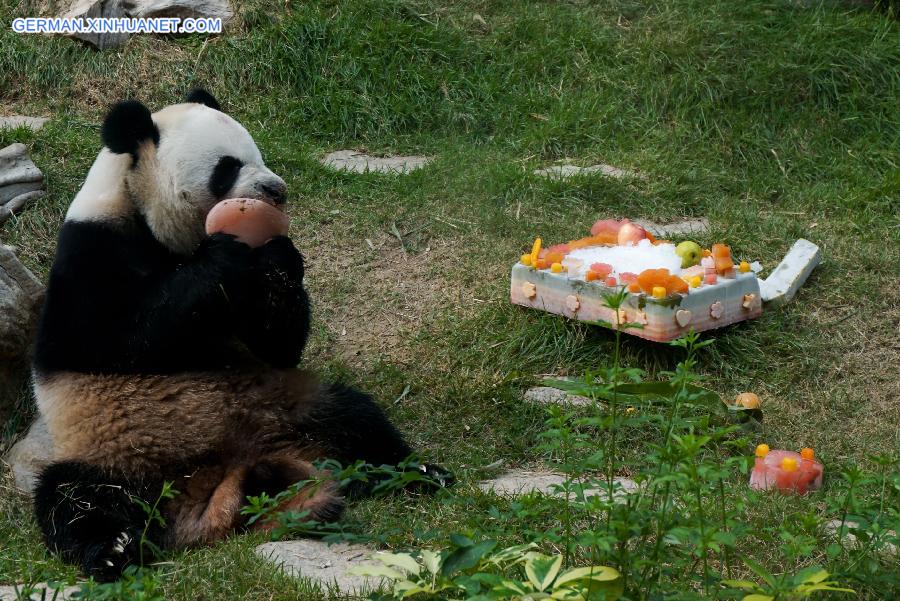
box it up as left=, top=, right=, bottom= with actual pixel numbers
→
left=0, top=116, right=49, bottom=132
left=524, top=386, right=594, bottom=407
left=632, top=218, right=710, bottom=238
left=62, top=0, right=130, bottom=50
left=321, top=150, right=432, bottom=174
left=60, top=0, right=233, bottom=49
left=479, top=470, right=638, bottom=503
left=823, top=519, right=897, bottom=556
left=256, top=540, right=380, bottom=594
left=533, top=163, right=644, bottom=180
left=0, top=143, right=45, bottom=224
left=0, top=583, right=80, bottom=600
left=0, top=242, right=44, bottom=360
left=0, top=243, right=44, bottom=418
left=3, top=415, right=54, bottom=496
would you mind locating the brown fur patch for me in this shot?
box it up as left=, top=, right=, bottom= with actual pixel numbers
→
left=35, top=369, right=324, bottom=475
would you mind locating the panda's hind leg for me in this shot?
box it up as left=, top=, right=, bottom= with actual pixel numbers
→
left=33, top=461, right=159, bottom=581
left=243, top=456, right=345, bottom=534
left=306, top=383, right=454, bottom=497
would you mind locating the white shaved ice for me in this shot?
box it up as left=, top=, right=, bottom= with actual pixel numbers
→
left=567, top=240, right=684, bottom=279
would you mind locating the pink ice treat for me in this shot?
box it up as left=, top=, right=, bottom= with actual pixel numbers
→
left=704, top=273, right=718, bottom=285
left=605, top=276, right=617, bottom=287
left=701, top=256, right=715, bottom=269
left=590, top=218, right=624, bottom=237
left=750, top=450, right=823, bottom=495
left=205, top=198, right=290, bottom=248
left=590, top=262, right=613, bottom=278
left=619, top=272, right=638, bottom=284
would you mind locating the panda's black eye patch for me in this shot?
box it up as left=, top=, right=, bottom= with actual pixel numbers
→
left=209, top=156, right=243, bottom=198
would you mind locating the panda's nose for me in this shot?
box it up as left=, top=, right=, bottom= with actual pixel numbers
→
left=259, top=180, right=287, bottom=205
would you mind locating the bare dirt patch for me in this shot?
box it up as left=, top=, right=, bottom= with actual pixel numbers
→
left=302, top=230, right=477, bottom=367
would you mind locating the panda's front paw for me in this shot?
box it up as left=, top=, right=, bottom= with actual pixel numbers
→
left=84, top=529, right=141, bottom=582
left=253, top=236, right=305, bottom=284
left=417, top=463, right=455, bottom=490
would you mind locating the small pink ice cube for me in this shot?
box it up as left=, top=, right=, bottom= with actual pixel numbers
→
left=605, top=276, right=617, bottom=287
left=590, top=262, right=613, bottom=277
left=704, top=273, right=717, bottom=285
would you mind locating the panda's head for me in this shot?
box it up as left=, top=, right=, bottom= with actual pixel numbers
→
left=67, top=89, right=287, bottom=255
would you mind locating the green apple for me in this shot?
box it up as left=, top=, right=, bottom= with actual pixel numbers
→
left=676, top=241, right=702, bottom=268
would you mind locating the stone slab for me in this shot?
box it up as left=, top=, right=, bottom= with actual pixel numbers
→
left=479, top=470, right=638, bottom=503
left=321, top=150, right=431, bottom=174
left=256, top=540, right=380, bottom=594
left=524, top=386, right=593, bottom=407
left=0, top=116, right=49, bottom=132
left=0, top=583, right=80, bottom=600
left=759, top=238, right=821, bottom=306
left=60, top=0, right=233, bottom=49
left=632, top=218, right=709, bottom=239
left=533, top=163, right=643, bottom=180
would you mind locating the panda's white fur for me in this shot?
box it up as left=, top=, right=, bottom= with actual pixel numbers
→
left=67, top=103, right=285, bottom=255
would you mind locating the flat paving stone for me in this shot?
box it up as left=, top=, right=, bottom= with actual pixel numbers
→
left=321, top=150, right=431, bottom=174
left=533, top=163, right=644, bottom=180
left=0, top=116, right=48, bottom=131
left=524, top=386, right=594, bottom=407
left=479, top=470, right=638, bottom=503
left=0, top=583, right=79, bottom=600
left=632, top=218, right=710, bottom=238
left=256, top=539, right=380, bottom=594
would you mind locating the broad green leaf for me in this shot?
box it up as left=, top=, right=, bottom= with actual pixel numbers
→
left=743, top=558, right=778, bottom=589
left=348, top=564, right=405, bottom=580
left=420, top=549, right=441, bottom=575
left=525, top=554, right=563, bottom=592
left=798, top=569, right=830, bottom=585
left=742, top=596, right=774, bottom=601
left=721, top=580, right=760, bottom=590
left=450, top=533, right=474, bottom=548
left=374, top=552, right=421, bottom=576
left=441, top=539, right=497, bottom=576
left=555, top=566, right=621, bottom=586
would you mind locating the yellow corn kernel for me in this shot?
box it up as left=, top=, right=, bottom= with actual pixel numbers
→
left=550, top=262, right=563, bottom=273
left=739, top=261, right=751, bottom=273
left=530, top=237, right=542, bottom=267
left=652, top=286, right=667, bottom=299
left=755, top=444, right=770, bottom=458
left=690, top=276, right=702, bottom=288
left=781, top=457, right=798, bottom=472
left=520, top=253, right=532, bottom=266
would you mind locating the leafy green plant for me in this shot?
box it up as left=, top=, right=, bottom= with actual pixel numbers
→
left=722, top=562, right=854, bottom=600
left=350, top=536, right=622, bottom=600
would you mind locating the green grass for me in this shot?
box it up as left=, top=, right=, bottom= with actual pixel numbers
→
left=1, top=0, right=898, bottom=598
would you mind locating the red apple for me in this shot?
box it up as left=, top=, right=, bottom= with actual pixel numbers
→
left=617, top=222, right=647, bottom=246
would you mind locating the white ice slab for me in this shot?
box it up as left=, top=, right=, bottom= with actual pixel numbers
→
left=760, top=239, right=821, bottom=306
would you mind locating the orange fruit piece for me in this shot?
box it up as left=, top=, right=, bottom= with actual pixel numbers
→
left=711, top=243, right=734, bottom=274
left=585, top=271, right=599, bottom=282
left=628, top=282, right=641, bottom=293
left=545, top=251, right=565, bottom=265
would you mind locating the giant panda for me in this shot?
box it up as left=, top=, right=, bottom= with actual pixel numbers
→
left=31, top=89, right=450, bottom=581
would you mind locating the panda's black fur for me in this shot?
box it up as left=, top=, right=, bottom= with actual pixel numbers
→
left=31, top=90, right=450, bottom=581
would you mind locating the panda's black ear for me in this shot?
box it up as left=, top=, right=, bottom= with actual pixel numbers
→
left=185, top=88, right=222, bottom=112
left=101, top=100, right=159, bottom=158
